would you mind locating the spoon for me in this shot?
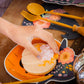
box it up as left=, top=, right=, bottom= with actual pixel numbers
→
left=21, top=10, right=84, bottom=36
left=3, top=75, right=53, bottom=84
left=27, top=3, right=84, bottom=21
left=21, top=10, right=73, bottom=29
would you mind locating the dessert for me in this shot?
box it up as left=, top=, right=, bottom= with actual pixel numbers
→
left=22, top=43, right=57, bottom=75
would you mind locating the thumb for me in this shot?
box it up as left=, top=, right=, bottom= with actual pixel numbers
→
left=25, top=42, right=41, bottom=57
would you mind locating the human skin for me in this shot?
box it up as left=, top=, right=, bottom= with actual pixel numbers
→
left=0, top=17, right=59, bottom=56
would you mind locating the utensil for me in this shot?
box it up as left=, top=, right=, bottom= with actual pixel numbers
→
left=21, top=10, right=84, bottom=36
left=27, top=3, right=84, bottom=21
left=3, top=75, right=53, bottom=84
left=21, top=10, right=73, bottom=28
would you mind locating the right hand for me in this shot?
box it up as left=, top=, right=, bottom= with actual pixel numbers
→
left=0, top=18, right=59, bottom=56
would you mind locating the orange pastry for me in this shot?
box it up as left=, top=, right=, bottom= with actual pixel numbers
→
left=22, top=43, right=57, bottom=75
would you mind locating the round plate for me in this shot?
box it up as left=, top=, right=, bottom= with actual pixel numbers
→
left=42, top=0, right=84, bottom=7
left=4, top=45, right=45, bottom=81
left=4, top=39, right=76, bottom=83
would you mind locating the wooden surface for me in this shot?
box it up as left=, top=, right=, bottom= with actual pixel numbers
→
left=0, top=0, right=84, bottom=83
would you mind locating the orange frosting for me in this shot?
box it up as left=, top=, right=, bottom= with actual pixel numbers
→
left=34, top=43, right=58, bottom=66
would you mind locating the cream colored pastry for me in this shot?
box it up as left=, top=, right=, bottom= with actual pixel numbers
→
left=22, top=43, right=57, bottom=75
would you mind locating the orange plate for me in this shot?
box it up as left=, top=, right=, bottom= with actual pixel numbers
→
left=4, top=39, right=60, bottom=81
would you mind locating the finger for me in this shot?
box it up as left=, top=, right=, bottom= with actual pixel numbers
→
left=35, top=30, right=59, bottom=54
left=47, top=36, right=59, bottom=54
left=43, top=33, right=59, bottom=54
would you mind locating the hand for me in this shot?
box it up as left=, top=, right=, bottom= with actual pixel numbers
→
left=9, top=25, right=59, bottom=56
left=0, top=18, right=59, bottom=56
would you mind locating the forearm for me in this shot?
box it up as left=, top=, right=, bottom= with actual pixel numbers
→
left=0, top=17, right=33, bottom=37
left=0, top=17, right=13, bottom=36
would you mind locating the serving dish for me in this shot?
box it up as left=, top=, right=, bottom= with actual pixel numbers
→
left=4, top=38, right=76, bottom=84
left=42, top=0, right=84, bottom=7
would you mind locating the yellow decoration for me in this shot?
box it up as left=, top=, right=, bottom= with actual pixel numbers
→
left=69, top=67, right=73, bottom=71
left=38, top=56, right=56, bottom=66
left=54, top=54, right=59, bottom=60
left=62, top=71, right=65, bottom=74
left=66, top=66, right=68, bottom=69
left=68, top=64, right=72, bottom=67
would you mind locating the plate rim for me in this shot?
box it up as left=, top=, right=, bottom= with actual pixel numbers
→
left=4, top=45, right=22, bottom=81
left=42, top=0, right=84, bottom=7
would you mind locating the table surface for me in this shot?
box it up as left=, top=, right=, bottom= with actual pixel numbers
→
left=0, top=0, right=84, bottom=83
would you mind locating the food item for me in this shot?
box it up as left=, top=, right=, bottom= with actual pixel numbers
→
left=22, top=43, right=57, bottom=75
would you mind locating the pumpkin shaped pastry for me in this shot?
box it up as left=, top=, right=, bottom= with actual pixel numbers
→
left=22, top=43, right=58, bottom=75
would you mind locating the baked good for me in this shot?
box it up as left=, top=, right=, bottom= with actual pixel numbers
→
left=22, top=43, right=57, bottom=75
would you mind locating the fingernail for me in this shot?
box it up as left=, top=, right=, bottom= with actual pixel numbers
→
left=37, top=56, right=41, bottom=60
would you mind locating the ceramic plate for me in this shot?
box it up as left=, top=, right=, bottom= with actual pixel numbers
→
left=4, top=39, right=76, bottom=84
left=42, top=0, right=84, bottom=7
